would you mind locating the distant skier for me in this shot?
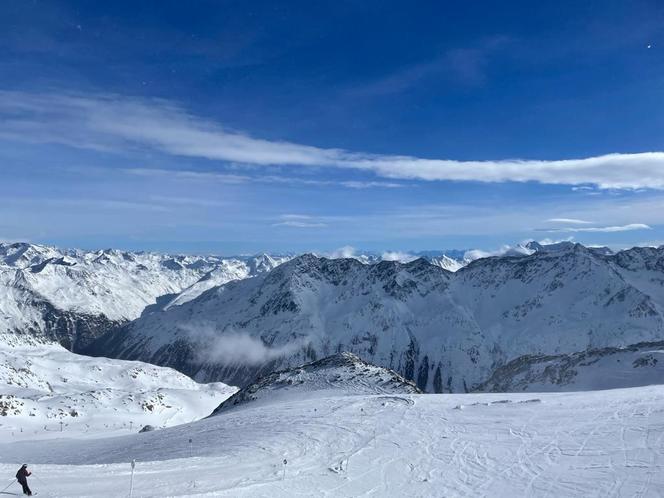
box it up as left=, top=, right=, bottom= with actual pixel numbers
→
left=15, top=464, right=32, bottom=496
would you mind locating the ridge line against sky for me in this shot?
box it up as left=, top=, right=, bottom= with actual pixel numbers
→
left=2, top=90, right=664, bottom=190
left=0, top=239, right=661, bottom=265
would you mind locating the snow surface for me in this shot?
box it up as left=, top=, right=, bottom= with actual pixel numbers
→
left=213, top=352, right=420, bottom=414
left=428, top=254, right=466, bottom=272
left=0, top=383, right=663, bottom=496
left=0, top=344, right=236, bottom=441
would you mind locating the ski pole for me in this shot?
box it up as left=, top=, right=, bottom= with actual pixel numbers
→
left=0, top=479, right=16, bottom=493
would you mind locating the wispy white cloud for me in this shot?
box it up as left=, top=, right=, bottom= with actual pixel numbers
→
left=340, top=180, right=403, bottom=189
left=464, top=244, right=534, bottom=261
left=3, top=90, right=664, bottom=189
left=148, top=195, right=228, bottom=208
left=272, top=214, right=327, bottom=228
left=273, top=221, right=327, bottom=228
left=123, top=167, right=403, bottom=189
left=327, top=245, right=358, bottom=259
left=380, top=251, right=417, bottom=262
left=636, top=240, right=664, bottom=248
left=536, top=237, right=575, bottom=245
left=21, top=197, right=173, bottom=212
left=179, top=323, right=310, bottom=366
left=280, top=214, right=314, bottom=220
left=542, top=223, right=651, bottom=233
left=546, top=218, right=593, bottom=225
left=126, top=168, right=250, bottom=184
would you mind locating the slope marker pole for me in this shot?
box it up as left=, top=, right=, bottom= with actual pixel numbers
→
left=189, top=438, right=196, bottom=488
left=128, top=459, right=136, bottom=498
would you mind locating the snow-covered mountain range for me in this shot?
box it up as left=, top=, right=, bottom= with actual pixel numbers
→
left=88, top=242, right=664, bottom=392
left=2, top=240, right=662, bottom=393
left=0, top=242, right=290, bottom=349
left=0, top=242, right=469, bottom=351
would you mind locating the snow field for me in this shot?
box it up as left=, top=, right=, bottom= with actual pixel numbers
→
left=0, top=385, right=663, bottom=497
left=0, top=345, right=236, bottom=442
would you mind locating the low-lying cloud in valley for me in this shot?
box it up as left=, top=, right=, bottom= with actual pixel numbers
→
left=179, top=323, right=310, bottom=366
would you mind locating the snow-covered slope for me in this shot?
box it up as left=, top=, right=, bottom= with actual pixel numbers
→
left=428, top=254, right=466, bottom=272
left=0, top=344, right=236, bottom=440
left=89, top=256, right=465, bottom=389
left=0, top=382, right=663, bottom=497
left=212, top=352, right=420, bottom=414
left=91, top=244, right=664, bottom=393
left=477, top=341, right=664, bottom=392
left=0, top=242, right=289, bottom=349
left=163, top=254, right=290, bottom=310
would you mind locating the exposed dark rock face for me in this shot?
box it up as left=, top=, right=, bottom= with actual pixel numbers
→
left=475, top=341, right=664, bottom=392
left=10, top=294, right=125, bottom=351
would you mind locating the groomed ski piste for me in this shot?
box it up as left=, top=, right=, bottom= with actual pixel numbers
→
left=0, top=354, right=663, bottom=496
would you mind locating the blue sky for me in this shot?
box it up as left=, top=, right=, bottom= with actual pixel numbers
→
left=1, top=0, right=664, bottom=255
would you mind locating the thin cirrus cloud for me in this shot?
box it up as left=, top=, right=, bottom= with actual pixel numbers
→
left=272, top=214, right=327, bottom=228
left=272, top=221, right=328, bottom=228
left=546, top=218, right=593, bottom=225
left=540, top=223, right=652, bottom=233
left=124, top=167, right=403, bottom=189
left=2, top=90, right=664, bottom=189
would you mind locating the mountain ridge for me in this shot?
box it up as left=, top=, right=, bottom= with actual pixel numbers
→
left=87, top=242, right=664, bottom=392
left=211, top=351, right=421, bottom=414
left=0, top=242, right=291, bottom=349
left=5, top=240, right=664, bottom=393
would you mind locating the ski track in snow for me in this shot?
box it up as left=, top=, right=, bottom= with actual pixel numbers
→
left=0, top=386, right=663, bottom=497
